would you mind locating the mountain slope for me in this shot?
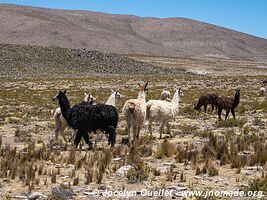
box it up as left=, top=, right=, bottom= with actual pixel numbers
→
left=0, top=4, right=267, bottom=61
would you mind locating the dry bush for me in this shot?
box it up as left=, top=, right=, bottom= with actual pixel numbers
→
left=126, top=163, right=150, bottom=184
left=175, top=145, right=188, bottom=163
left=155, top=139, right=175, bottom=159
left=208, top=165, right=219, bottom=176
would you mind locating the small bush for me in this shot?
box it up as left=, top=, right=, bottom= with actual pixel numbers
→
left=244, top=178, right=267, bottom=194
left=155, top=139, right=175, bottom=159
left=126, top=163, right=150, bottom=184
left=208, top=165, right=219, bottom=176
left=178, top=124, right=198, bottom=135
left=216, top=118, right=246, bottom=128
left=180, top=105, right=199, bottom=118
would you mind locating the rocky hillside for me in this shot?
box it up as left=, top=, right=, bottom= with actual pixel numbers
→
left=0, top=4, right=267, bottom=61
left=0, top=43, right=181, bottom=79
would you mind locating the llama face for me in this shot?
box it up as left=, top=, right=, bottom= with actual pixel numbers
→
left=52, top=90, right=66, bottom=102
left=178, top=88, right=184, bottom=96
left=84, top=92, right=96, bottom=104
left=235, top=89, right=240, bottom=96
left=89, top=95, right=96, bottom=102
left=115, top=91, right=124, bottom=99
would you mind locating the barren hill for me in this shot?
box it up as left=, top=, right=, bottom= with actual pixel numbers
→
left=0, top=4, right=267, bottom=61
left=0, top=43, right=182, bottom=79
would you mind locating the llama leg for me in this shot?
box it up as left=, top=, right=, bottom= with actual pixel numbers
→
left=132, top=125, right=137, bottom=144
left=126, top=123, right=131, bottom=143
left=225, top=110, right=230, bottom=121
left=218, top=108, right=222, bottom=120
left=55, top=127, right=60, bottom=141
left=166, top=122, right=172, bottom=138
left=74, top=129, right=83, bottom=148
left=159, top=120, right=167, bottom=139
left=107, top=126, right=116, bottom=147
left=60, top=126, right=68, bottom=142
left=211, top=104, right=214, bottom=113
left=204, top=105, right=207, bottom=113
left=69, top=130, right=77, bottom=142
left=81, top=131, right=93, bottom=150
left=137, top=126, right=141, bottom=139
left=148, top=120, right=153, bottom=136
left=54, top=120, right=61, bottom=141
left=231, top=108, right=235, bottom=119
left=95, top=131, right=99, bottom=146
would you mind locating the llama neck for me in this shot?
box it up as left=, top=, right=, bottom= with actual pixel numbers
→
left=233, top=92, right=240, bottom=108
left=106, top=92, right=116, bottom=106
left=84, top=95, right=89, bottom=103
left=138, top=91, right=146, bottom=102
left=58, top=96, right=71, bottom=120
left=171, top=90, right=180, bottom=111
left=138, top=91, right=147, bottom=113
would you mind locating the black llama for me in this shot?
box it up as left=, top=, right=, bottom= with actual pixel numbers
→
left=53, top=90, right=118, bottom=149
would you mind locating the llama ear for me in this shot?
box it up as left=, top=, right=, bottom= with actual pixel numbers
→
left=111, top=88, right=114, bottom=93
left=144, top=82, right=148, bottom=90
left=63, top=90, right=66, bottom=94
left=84, top=92, right=88, bottom=96
left=138, top=83, right=142, bottom=88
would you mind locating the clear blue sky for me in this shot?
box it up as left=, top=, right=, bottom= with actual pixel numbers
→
left=1, top=0, right=267, bottom=39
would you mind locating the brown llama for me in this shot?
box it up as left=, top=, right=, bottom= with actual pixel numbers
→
left=194, top=92, right=218, bottom=113
left=123, top=82, right=148, bottom=144
left=216, top=89, right=240, bottom=120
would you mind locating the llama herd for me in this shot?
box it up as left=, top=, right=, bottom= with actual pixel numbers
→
left=52, top=82, right=243, bottom=150
left=194, top=89, right=240, bottom=120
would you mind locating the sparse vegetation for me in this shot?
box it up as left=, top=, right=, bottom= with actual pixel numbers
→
left=0, top=59, right=266, bottom=198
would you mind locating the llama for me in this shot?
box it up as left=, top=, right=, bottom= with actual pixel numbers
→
left=259, top=87, right=265, bottom=97
left=53, top=90, right=118, bottom=149
left=146, top=88, right=183, bottom=139
left=53, top=92, right=96, bottom=142
left=123, top=82, right=148, bottom=144
left=93, top=89, right=123, bottom=143
left=216, top=89, right=240, bottom=120
left=160, top=90, right=171, bottom=101
left=69, top=89, right=124, bottom=144
left=194, top=92, right=218, bottom=113
left=106, top=89, right=124, bottom=106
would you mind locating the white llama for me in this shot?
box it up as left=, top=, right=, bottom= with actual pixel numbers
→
left=160, top=90, right=171, bottom=101
left=105, top=89, right=124, bottom=106
left=146, top=88, right=183, bottom=139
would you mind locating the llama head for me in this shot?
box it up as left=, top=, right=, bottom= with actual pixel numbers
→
left=111, top=89, right=124, bottom=99
left=235, top=88, right=240, bottom=96
left=84, top=92, right=96, bottom=104
left=194, top=103, right=201, bottom=111
left=52, top=90, right=66, bottom=102
left=137, top=82, right=148, bottom=100
left=176, top=88, right=183, bottom=97
left=160, top=91, right=171, bottom=101
left=171, top=88, right=183, bottom=105
left=138, top=82, right=148, bottom=92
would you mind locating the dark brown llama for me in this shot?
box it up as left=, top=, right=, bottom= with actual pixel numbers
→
left=216, top=89, right=240, bottom=120
left=194, top=92, right=218, bottom=113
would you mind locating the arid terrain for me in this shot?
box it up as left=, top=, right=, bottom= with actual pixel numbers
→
left=1, top=48, right=267, bottom=199
left=1, top=4, right=267, bottom=200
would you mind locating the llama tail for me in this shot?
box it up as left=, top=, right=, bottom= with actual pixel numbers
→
left=146, top=103, right=152, bottom=119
